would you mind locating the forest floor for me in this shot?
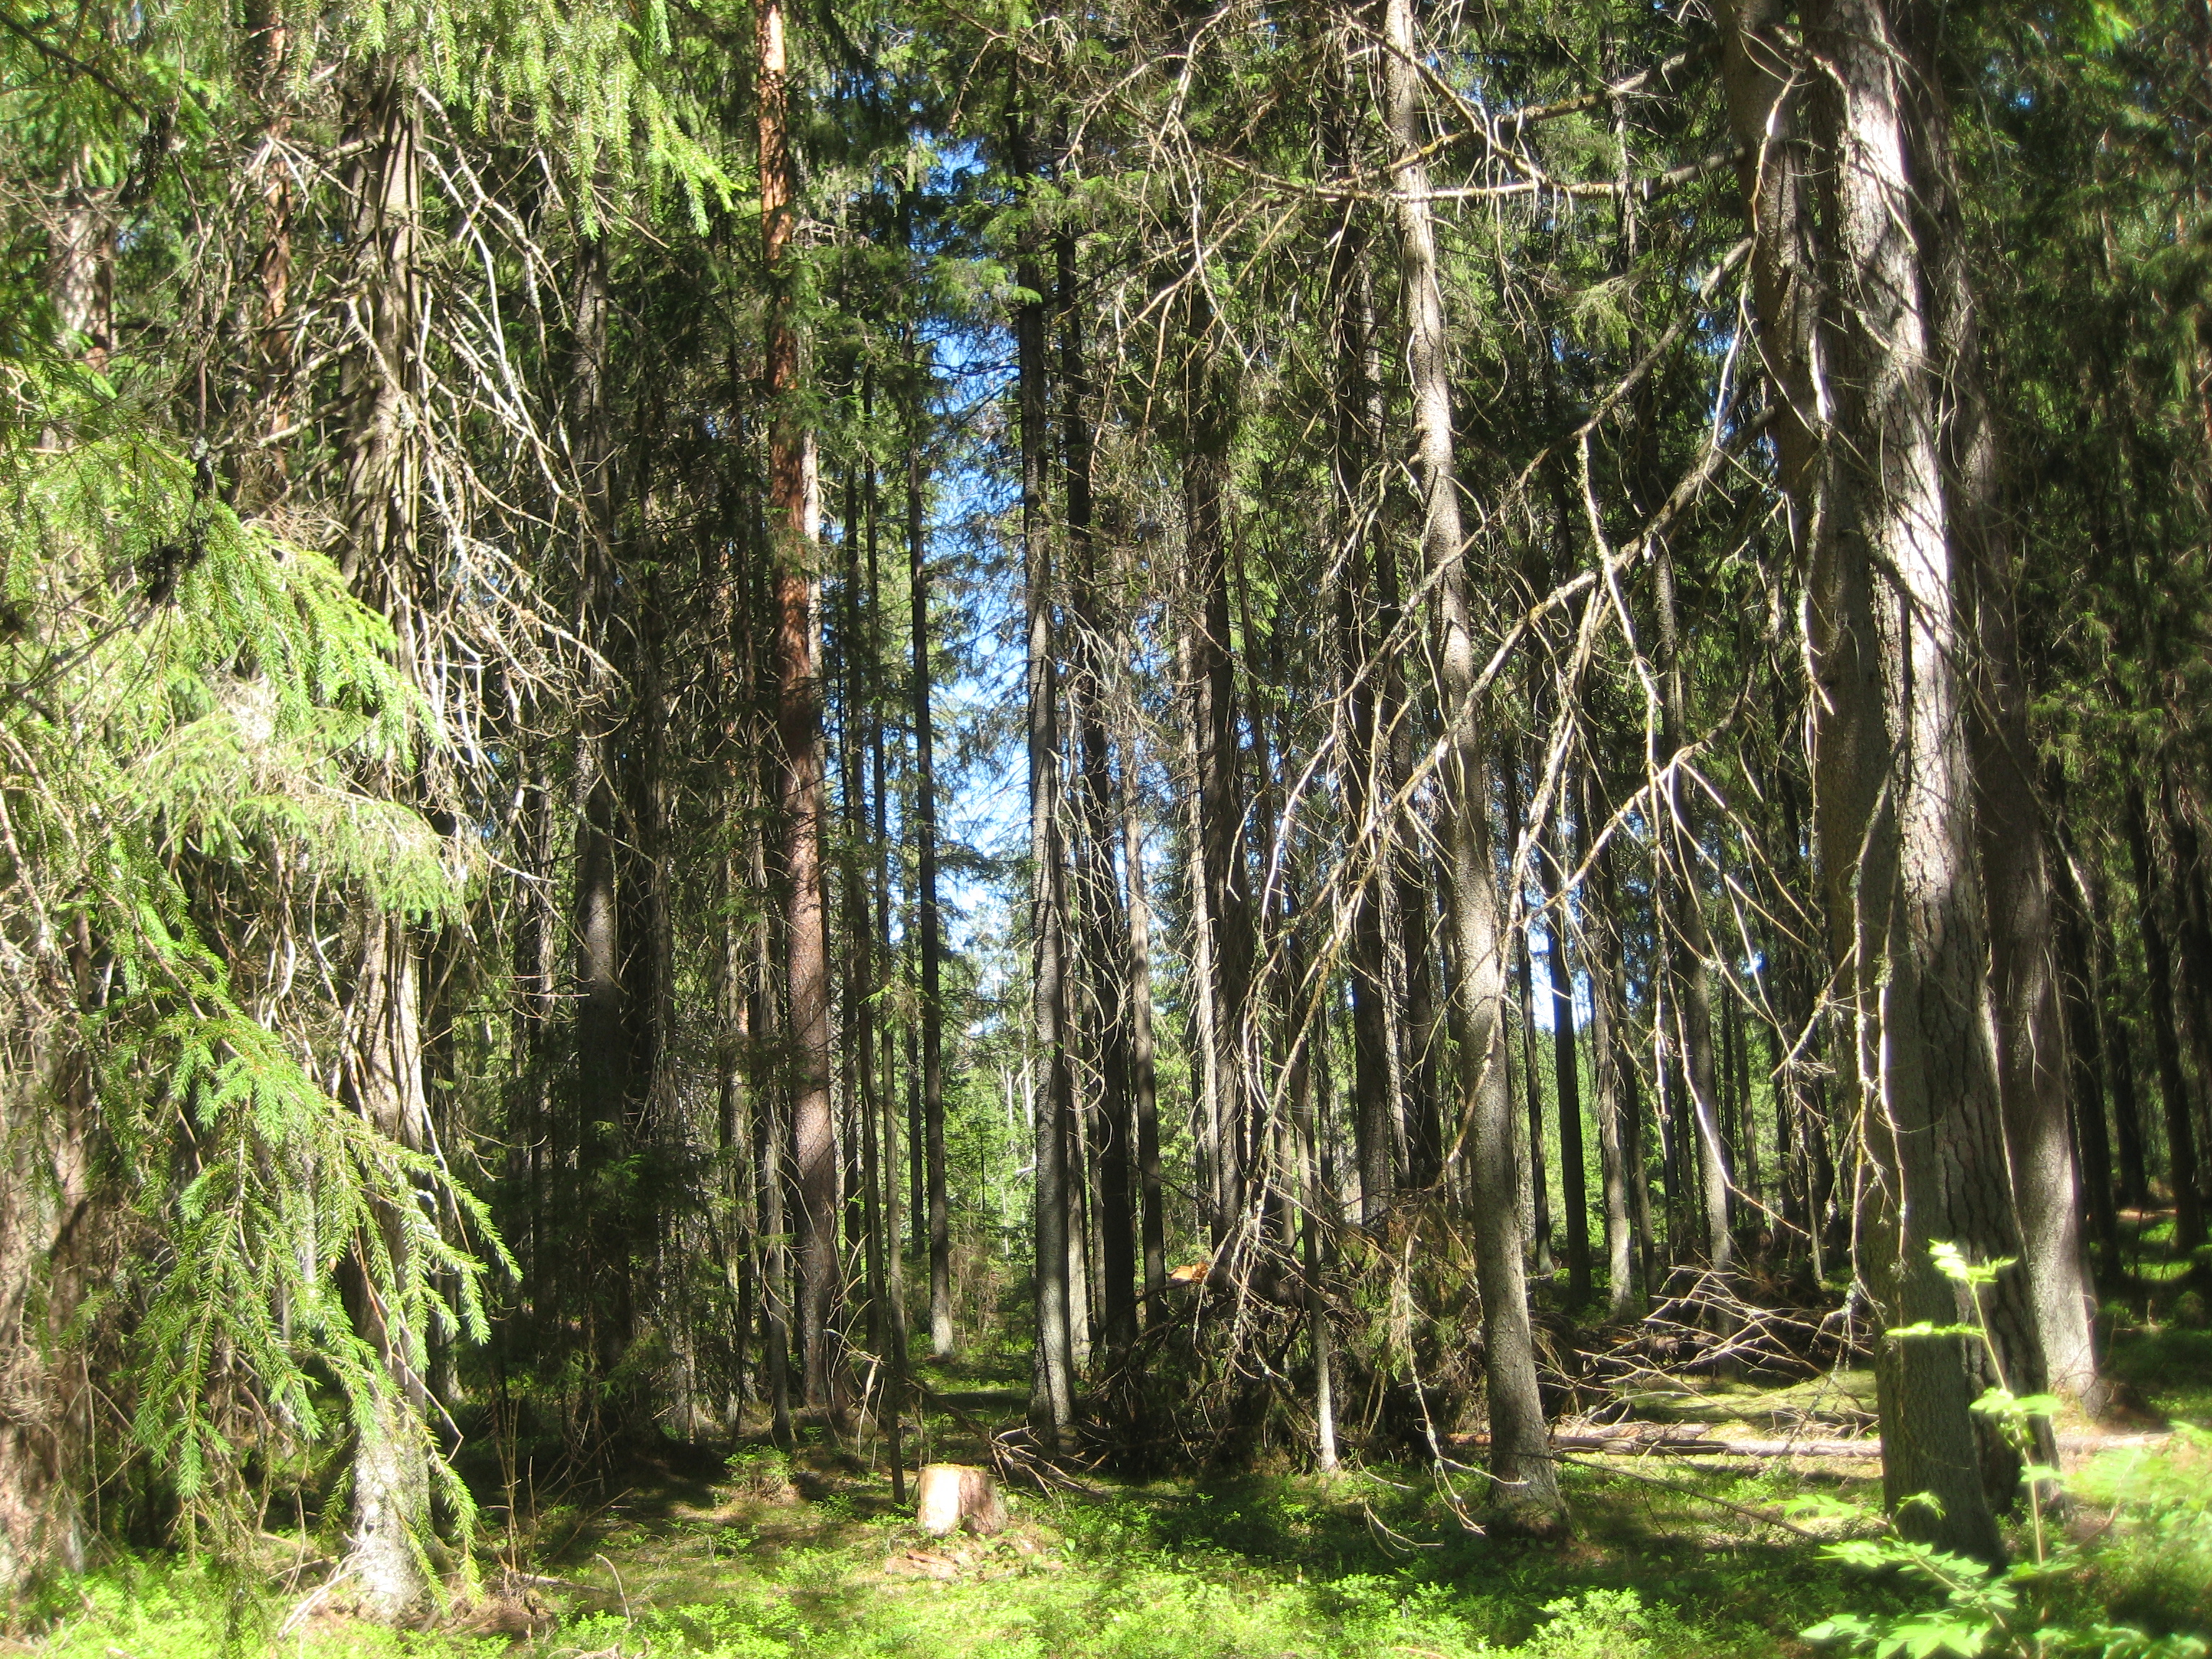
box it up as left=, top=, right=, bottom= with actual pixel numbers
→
left=19, top=1299, right=2212, bottom=1658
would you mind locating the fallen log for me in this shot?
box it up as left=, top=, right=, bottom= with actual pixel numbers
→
left=1449, top=1428, right=2172, bottom=1462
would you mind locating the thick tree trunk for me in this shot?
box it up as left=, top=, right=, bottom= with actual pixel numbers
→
left=1382, top=0, right=1562, bottom=1530
left=334, top=61, right=436, bottom=1619
left=1804, top=0, right=2013, bottom=1560
left=2161, top=778, right=2212, bottom=1233
left=758, top=0, right=835, bottom=1407
left=1901, top=6, right=2099, bottom=1405
left=0, top=1020, right=94, bottom=1606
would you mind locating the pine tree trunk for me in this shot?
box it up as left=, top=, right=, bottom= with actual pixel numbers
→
left=1015, top=103, right=1076, bottom=1444
left=2161, top=777, right=2212, bottom=1233
left=1653, top=544, right=1732, bottom=1274
left=1382, top=0, right=1562, bottom=1531
left=1062, top=230, right=1138, bottom=1360
left=1545, top=801, right=1592, bottom=1303
left=1581, top=768, right=1641, bottom=1316
left=2122, top=782, right=2206, bottom=1253
left=333, top=60, right=436, bottom=1619
left=1187, top=295, right=1256, bottom=1238
left=1120, top=719, right=1167, bottom=1309
left=1504, top=749, right=1552, bottom=1272
left=1805, top=0, right=2010, bottom=1560
left=902, top=272, right=956, bottom=1361
left=1902, top=6, right=2099, bottom=1403
left=758, top=0, right=836, bottom=1408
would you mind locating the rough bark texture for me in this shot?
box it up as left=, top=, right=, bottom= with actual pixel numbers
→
left=1015, top=107, right=1075, bottom=1442
left=1581, top=769, right=1642, bottom=1316
left=1186, top=289, right=1256, bottom=1236
left=1063, top=230, right=1138, bottom=1359
left=1383, top=0, right=1563, bottom=1530
left=1901, top=3, right=2099, bottom=1406
left=1653, top=544, right=1732, bottom=1274
left=2123, top=783, right=2205, bottom=1251
left=334, top=61, right=436, bottom=1620
left=1545, top=804, right=1593, bottom=1303
left=758, top=0, right=835, bottom=1407
left=1804, top=0, right=2008, bottom=1562
left=1121, top=724, right=1167, bottom=1309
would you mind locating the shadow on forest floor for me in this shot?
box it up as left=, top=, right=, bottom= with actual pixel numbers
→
left=22, top=1310, right=2212, bottom=1658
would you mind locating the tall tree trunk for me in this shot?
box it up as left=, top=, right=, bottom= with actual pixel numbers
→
left=902, top=256, right=955, bottom=1360
left=1505, top=747, right=1552, bottom=1273
left=1120, top=720, right=1167, bottom=1310
left=2122, top=782, right=2206, bottom=1253
left=758, top=0, right=835, bottom=1407
left=1581, top=768, right=1640, bottom=1316
left=1902, top=4, right=2099, bottom=1405
left=1187, top=289, right=1256, bottom=1240
left=2161, top=776, right=2212, bottom=1232
left=1653, top=543, right=1732, bottom=1274
left=1063, top=230, right=1138, bottom=1361
left=2053, top=801, right=2122, bottom=1276
left=1323, top=84, right=1396, bottom=1233
left=333, top=61, right=435, bottom=1619
left=567, top=228, right=629, bottom=1391
left=1015, top=102, right=1076, bottom=1444
left=1544, top=795, right=1592, bottom=1303
left=1382, top=0, right=1562, bottom=1530
left=1804, top=0, right=2013, bottom=1560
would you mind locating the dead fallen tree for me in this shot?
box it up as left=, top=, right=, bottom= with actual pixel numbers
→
left=1447, top=1425, right=2174, bottom=1462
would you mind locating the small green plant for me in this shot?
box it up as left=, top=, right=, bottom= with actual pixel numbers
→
left=1803, top=1244, right=2208, bottom=1659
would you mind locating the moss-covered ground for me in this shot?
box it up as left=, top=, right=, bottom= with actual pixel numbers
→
left=17, top=1313, right=2210, bottom=1659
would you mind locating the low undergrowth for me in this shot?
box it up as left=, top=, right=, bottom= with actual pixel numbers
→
left=18, top=1318, right=2211, bottom=1659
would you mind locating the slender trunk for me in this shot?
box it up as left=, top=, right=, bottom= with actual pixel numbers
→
left=1653, top=544, right=1732, bottom=1273
left=1545, top=796, right=1592, bottom=1303
left=1324, top=94, right=1395, bottom=1231
left=1187, top=293, right=1256, bottom=1238
left=902, top=267, right=955, bottom=1360
left=1505, top=750, right=1551, bottom=1272
left=2052, top=797, right=2122, bottom=1276
left=2122, top=783, right=2206, bottom=1253
left=1383, top=0, right=1562, bottom=1529
left=1063, top=230, right=1138, bottom=1360
left=1120, top=725, right=1166, bottom=1309
left=753, top=824, right=793, bottom=1448
left=1581, top=773, right=1640, bottom=1317
left=1015, top=102, right=1075, bottom=1444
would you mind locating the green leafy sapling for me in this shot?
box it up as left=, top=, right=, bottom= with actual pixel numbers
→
left=1802, top=1243, right=2206, bottom=1659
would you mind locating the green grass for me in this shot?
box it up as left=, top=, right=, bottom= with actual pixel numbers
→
left=22, top=1323, right=2212, bottom=1658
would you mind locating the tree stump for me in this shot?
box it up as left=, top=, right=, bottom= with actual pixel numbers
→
left=914, top=1463, right=1006, bottom=1536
